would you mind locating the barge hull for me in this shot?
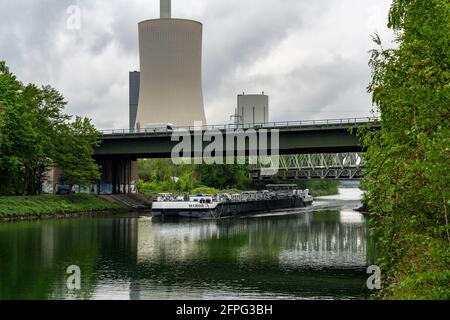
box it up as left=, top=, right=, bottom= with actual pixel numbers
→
left=153, top=197, right=312, bottom=219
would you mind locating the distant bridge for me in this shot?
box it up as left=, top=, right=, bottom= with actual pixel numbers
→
left=250, top=153, right=365, bottom=181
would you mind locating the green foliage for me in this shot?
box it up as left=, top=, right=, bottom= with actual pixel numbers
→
left=360, top=0, right=450, bottom=299
left=191, top=186, right=221, bottom=195
left=297, top=180, right=340, bottom=197
left=376, top=235, right=450, bottom=300
left=191, top=186, right=242, bottom=195
left=52, top=116, right=101, bottom=186
left=138, top=159, right=176, bottom=182
left=196, top=163, right=250, bottom=190
left=0, top=61, right=100, bottom=195
left=137, top=179, right=177, bottom=194
left=0, top=194, right=123, bottom=217
left=138, top=159, right=195, bottom=194
left=137, top=159, right=250, bottom=195
left=137, top=158, right=339, bottom=197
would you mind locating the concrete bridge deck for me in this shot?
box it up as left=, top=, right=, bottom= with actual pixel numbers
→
left=92, top=118, right=379, bottom=193
left=95, top=117, right=379, bottom=159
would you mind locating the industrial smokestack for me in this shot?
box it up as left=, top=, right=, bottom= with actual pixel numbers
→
left=160, top=0, right=171, bottom=18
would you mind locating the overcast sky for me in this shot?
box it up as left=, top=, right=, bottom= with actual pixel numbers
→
left=0, top=0, right=394, bottom=129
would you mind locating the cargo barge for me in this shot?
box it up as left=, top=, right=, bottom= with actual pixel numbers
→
left=152, top=184, right=313, bottom=219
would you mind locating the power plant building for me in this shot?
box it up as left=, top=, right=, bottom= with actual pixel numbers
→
left=133, top=0, right=207, bottom=128
left=129, top=71, right=140, bottom=130
left=235, top=93, right=269, bottom=125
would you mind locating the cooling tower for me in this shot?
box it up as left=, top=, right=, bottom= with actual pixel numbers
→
left=135, top=0, right=207, bottom=128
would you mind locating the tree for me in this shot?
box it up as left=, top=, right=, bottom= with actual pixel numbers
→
left=360, top=0, right=450, bottom=299
left=0, top=61, right=101, bottom=195
left=195, top=164, right=250, bottom=189
left=52, top=116, right=101, bottom=188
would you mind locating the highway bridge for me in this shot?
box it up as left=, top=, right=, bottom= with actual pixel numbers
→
left=92, top=117, right=379, bottom=193
left=95, top=117, right=379, bottom=158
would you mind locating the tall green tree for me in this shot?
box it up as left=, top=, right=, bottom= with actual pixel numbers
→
left=0, top=61, right=101, bottom=195
left=52, top=116, right=101, bottom=187
left=361, top=0, right=450, bottom=299
left=195, top=164, right=250, bottom=190
left=137, top=158, right=251, bottom=193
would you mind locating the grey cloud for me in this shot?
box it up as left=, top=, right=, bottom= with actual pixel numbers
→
left=89, top=32, right=114, bottom=55
left=202, top=0, right=305, bottom=98
left=277, top=57, right=371, bottom=120
left=0, top=0, right=393, bottom=128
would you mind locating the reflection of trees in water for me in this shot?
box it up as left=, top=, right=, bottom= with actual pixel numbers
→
left=0, top=210, right=371, bottom=300
left=145, top=211, right=368, bottom=268
left=0, top=217, right=139, bottom=299
left=211, top=211, right=367, bottom=269
left=133, top=211, right=371, bottom=299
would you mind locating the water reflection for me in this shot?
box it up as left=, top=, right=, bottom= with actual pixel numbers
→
left=0, top=188, right=373, bottom=300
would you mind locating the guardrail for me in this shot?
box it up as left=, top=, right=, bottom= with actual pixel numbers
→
left=100, top=117, right=380, bottom=136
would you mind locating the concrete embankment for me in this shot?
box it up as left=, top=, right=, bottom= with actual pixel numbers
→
left=99, top=194, right=153, bottom=211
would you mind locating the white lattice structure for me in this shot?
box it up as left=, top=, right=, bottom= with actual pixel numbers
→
left=251, top=153, right=365, bottom=180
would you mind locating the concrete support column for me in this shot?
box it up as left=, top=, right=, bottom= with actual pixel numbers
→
left=96, top=158, right=137, bottom=194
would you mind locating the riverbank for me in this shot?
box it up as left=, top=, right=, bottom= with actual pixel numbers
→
left=0, top=180, right=340, bottom=222
left=0, top=194, right=128, bottom=222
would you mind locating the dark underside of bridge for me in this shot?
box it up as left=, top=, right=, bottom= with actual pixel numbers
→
left=94, top=158, right=137, bottom=194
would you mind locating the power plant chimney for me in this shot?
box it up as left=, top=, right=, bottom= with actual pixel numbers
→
left=160, top=0, right=171, bottom=18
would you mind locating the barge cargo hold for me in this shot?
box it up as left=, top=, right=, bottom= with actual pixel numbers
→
left=151, top=185, right=313, bottom=219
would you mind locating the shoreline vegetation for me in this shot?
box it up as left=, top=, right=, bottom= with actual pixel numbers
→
left=137, top=159, right=340, bottom=198
left=360, top=0, right=449, bottom=300
left=138, top=181, right=339, bottom=198
left=0, top=180, right=341, bottom=222
left=0, top=181, right=339, bottom=222
left=0, top=62, right=101, bottom=198
left=0, top=194, right=128, bottom=222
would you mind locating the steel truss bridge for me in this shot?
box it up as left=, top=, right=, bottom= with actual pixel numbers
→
left=250, top=153, right=365, bottom=181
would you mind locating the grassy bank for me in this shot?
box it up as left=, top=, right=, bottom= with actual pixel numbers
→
left=0, top=194, right=125, bottom=219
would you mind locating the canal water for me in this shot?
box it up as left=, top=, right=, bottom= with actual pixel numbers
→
left=0, top=186, right=375, bottom=300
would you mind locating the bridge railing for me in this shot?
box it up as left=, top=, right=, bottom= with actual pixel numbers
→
left=100, top=117, right=379, bottom=136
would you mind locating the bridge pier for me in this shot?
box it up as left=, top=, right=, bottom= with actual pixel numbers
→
left=95, top=158, right=138, bottom=194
